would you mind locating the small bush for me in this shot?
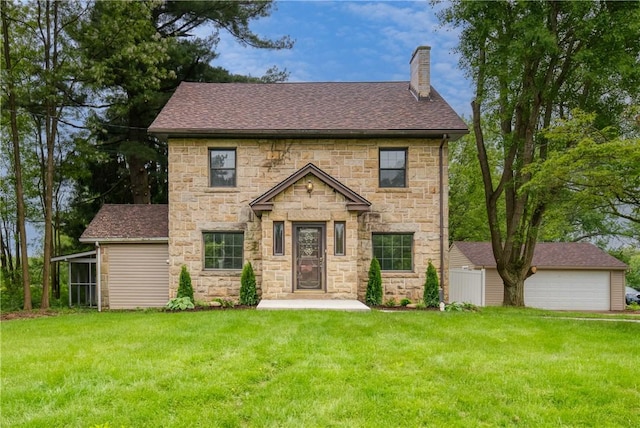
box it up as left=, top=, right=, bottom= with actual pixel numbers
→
left=400, top=298, right=411, bottom=307
left=445, top=302, right=479, bottom=312
left=215, top=298, right=235, bottom=308
left=423, top=260, right=440, bottom=308
left=239, top=262, right=259, bottom=306
left=365, top=257, right=382, bottom=306
left=384, top=298, right=397, bottom=307
left=626, top=302, right=640, bottom=311
left=177, top=265, right=194, bottom=303
left=166, top=297, right=195, bottom=311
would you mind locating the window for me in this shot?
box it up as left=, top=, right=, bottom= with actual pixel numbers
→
left=203, top=232, right=243, bottom=269
left=273, top=222, right=284, bottom=256
left=379, top=149, right=407, bottom=187
left=209, top=149, right=236, bottom=187
left=372, top=233, right=413, bottom=271
left=334, top=222, right=345, bottom=256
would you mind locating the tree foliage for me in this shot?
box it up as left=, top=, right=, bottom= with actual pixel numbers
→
left=438, top=0, right=640, bottom=306
left=526, top=109, right=640, bottom=242
left=62, top=0, right=291, bottom=240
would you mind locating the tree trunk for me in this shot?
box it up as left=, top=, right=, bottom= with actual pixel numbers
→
left=128, top=154, right=151, bottom=204
left=2, top=4, right=32, bottom=310
left=503, top=277, right=526, bottom=306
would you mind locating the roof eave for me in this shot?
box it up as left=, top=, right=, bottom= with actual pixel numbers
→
left=148, top=128, right=469, bottom=141
left=78, top=237, right=169, bottom=244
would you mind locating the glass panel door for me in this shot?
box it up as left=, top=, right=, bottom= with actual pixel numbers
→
left=294, top=224, right=325, bottom=290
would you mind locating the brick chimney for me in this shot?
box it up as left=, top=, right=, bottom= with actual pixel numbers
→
left=410, top=46, right=431, bottom=99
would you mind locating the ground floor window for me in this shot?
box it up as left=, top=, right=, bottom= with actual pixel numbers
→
left=334, top=222, right=345, bottom=256
left=273, top=222, right=284, bottom=255
left=372, top=233, right=413, bottom=271
left=203, top=231, right=244, bottom=269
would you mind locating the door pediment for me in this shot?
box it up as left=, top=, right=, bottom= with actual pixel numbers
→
left=249, top=163, right=371, bottom=215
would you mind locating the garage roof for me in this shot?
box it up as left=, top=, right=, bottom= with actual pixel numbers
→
left=80, top=204, right=168, bottom=243
left=452, top=242, right=627, bottom=270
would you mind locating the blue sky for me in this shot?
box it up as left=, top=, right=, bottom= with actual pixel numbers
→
left=213, top=0, right=472, bottom=118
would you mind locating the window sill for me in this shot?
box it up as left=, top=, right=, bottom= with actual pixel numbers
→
left=204, top=188, right=240, bottom=193
left=201, top=269, right=242, bottom=276
left=377, top=187, right=410, bottom=193
left=381, top=271, right=419, bottom=278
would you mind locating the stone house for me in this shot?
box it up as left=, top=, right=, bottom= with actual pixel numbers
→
left=136, top=46, right=467, bottom=305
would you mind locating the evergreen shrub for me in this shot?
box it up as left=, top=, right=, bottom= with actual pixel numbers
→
left=365, top=257, right=383, bottom=306
left=423, top=260, right=440, bottom=308
left=239, top=262, right=259, bottom=306
left=177, top=265, right=194, bottom=303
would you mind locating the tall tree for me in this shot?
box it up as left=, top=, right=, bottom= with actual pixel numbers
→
left=70, top=0, right=292, bottom=205
left=1, top=1, right=31, bottom=309
left=438, top=1, right=640, bottom=305
left=527, top=109, right=640, bottom=243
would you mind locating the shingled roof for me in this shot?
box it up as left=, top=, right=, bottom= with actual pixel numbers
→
left=80, top=204, right=168, bottom=242
left=148, top=81, right=468, bottom=139
left=452, top=242, right=627, bottom=270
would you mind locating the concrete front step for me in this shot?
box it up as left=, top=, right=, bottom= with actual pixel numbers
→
left=257, top=299, right=370, bottom=311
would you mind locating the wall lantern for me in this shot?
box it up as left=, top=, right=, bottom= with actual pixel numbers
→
left=306, top=179, right=314, bottom=194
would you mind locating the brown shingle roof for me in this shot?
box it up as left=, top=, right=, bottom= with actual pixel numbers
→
left=80, top=204, right=168, bottom=242
left=452, top=242, right=627, bottom=270
left=148, top=82, right=468, bottom=138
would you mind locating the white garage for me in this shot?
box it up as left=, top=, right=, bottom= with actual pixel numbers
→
left=524, top=270, right=610, bottom=311
left=449, top=242, right=627, bottom=311
left=79, top=204, right=169, bottom=310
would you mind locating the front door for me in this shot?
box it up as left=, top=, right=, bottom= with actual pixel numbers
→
left=294, top=224, right=325, bottom=291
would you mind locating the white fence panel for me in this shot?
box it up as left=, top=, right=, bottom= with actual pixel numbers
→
left=449, top=269, right=485, bottom=306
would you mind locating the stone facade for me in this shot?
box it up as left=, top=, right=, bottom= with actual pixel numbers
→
left=168, top=137, right=448, bottom=303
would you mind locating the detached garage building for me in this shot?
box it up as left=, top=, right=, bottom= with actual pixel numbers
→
left=80, top=204, right=169, bottom=310
left=449, top=242, right=627, bottom=311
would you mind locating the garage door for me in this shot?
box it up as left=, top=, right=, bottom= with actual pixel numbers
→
left=524, top=270, right=610, bottom=311
left=108, top=244, right=169, bottom=309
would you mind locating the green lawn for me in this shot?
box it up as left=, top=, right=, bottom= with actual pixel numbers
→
left=1, top=308, right=638, bottom=427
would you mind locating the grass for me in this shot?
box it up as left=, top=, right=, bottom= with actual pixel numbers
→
left=1, top=307, right=638, bottom=427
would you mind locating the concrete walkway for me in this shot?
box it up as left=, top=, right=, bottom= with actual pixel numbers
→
left=257, top=299, right=370, bottom=311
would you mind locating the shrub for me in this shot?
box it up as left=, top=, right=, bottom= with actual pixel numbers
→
left=215, top=298, right=236, bottom=308
left=445, top=302, right=479, bottom=312
left=166, top=297, right=195, bottom=311
left=400, top=298, right=411, bottom=307
left=365, top=257, right=382, bottom=306
left=384, top=298, right=397, bottom=307
left=239, top=262, right=259, bottom=306
left=423, top=260, right=440, bottom=308
left=177, top=265, right=194, bottom=303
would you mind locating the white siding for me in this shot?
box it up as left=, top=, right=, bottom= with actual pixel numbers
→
left=449, top=269, right=485, bottom=306
left=107, top=244, right=169, bottom=309
left=524, top=270, right=610, bottom=311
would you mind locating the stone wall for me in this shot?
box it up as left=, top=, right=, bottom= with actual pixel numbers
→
left=168, top=137, right=448, bottom=303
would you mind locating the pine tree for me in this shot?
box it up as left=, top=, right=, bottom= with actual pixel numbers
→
left=239, top=262, right=259, bottom=306
left=423, top=261, right=439, bottom=308
left=365, top=257, right=382, bottom=306
left=177, top=265, right=194, bottom=302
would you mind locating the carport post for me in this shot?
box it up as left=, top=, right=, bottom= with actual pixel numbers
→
left=96, top=242, right=101, bottom=312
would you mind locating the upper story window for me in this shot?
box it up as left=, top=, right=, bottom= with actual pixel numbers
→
left=209, top=149, right=236, bottom=187
left=379, top=149, right=407, bottom=188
